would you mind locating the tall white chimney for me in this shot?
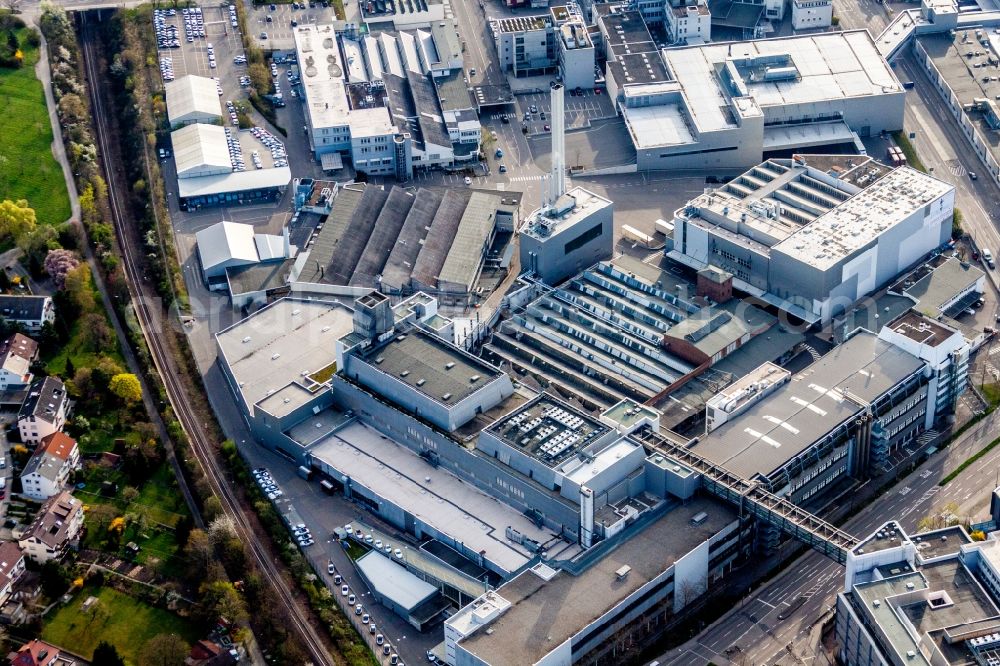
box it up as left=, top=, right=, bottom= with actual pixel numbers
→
left=550, top=84, right=566, bottom=202
left=282, top=225, right=291, bottom=257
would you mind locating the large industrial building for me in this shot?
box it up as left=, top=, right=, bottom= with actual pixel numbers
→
left=194, top=221, right=296, bottom=292
left=295, top=20, right=482, bottom=176
left=670, top=155, right=955, bottom=323
left=164, top=74, right=222, bottom=127
left=837, top=521, right=1000, bottom=666
left=491, top=10, right=596, bottom=89
left=691, top=324, right=967, bottom=509
left=613, top=31, right=905, bottom=170
left=290, top=182, right=520, bottom=301
left=169, top=123, right=292, bottom=210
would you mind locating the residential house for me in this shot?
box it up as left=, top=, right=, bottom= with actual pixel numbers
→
left=20, top=433, right=79, bottom=501
left=8, top=639, right=75, bottom=666
left=17, top=377, right=68, bottom=446
left=18, top=492, right=84, bottom=563
left=0, top=334, right=38, bottom=392
left=0, top=296, right=55, bottom=334
left=185, top=639, right=238, bottom=666
left=0, top=541, right=25, bottom=608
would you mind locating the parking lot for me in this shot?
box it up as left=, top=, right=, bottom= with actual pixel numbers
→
left=247, top=1, right=351, bottom=50
left=510, top=87, right=616, bottom=134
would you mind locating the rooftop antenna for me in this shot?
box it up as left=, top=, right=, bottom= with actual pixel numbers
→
left=549, top=84, right=566, bottom=203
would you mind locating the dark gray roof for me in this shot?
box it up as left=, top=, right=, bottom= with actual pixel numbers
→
left=227, top=258, right=296, bottom=295
left=383, top=73, right=424, bottom=147
left=708, top=0, right=765, bottom=28
left=298, top=183, right=367, bottom=284
left=350, top=186, right=417, bottom=288
left=18, top=376, right=67, bottom=425
left=381, top=189, right=444, bottom=292
left=411, top=189, right=472, bottom=289
left=361, top=329, right=505, bottom=406
left=691, top=331, right=925, bottom=480
left=407, top=71, right=452, bottom=149
left=326, top=186, right=391, bottom=285
left=0, top=295, right=49, bottom=323
left=434, top=71, right=474, bottom=112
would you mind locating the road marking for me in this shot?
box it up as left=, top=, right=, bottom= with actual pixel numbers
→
left=899, top=486, right=912, bottom=496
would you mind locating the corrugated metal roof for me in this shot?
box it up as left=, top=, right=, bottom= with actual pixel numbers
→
left=437, top=191, right=501, bottom=291
left=195, top=221, right=259, bottom=272
left=171, top=123, right=232, bottom=178
left=176, top=166, right=291, bottom=198
left=165, top=75, right=222, bottom=123
left=356, top=550, right=437, bottom=612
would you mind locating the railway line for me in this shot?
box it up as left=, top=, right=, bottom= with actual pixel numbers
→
left=78, top=15, right=335, bottom=665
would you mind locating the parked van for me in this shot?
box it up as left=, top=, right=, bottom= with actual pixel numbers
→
left=984, top=248, right=995, bottom=269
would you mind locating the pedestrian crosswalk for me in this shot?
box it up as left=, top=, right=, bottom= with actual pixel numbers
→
left=507, top=175, right=546, bottom=183
left=916, top=429, right=939, bottom=447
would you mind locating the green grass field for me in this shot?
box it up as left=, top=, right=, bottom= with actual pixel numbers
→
left=41, top=585, right=199, bottom=663
left=0, top=27, right=71, bottom=225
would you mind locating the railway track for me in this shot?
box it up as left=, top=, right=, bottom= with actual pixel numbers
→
left=78, top=15, right=334, bottom=665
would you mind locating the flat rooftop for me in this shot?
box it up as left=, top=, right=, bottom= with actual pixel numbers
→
left=310, top=421, right=556, bottom=574
left=295, top=25, right=350, bottom=129
left=918, top=31, right=1000, bottom=173
left=853, top=558, right=998, bottom=666
left=623, top=103, right=695, bottom=149
left=903, top=256, right=985, bottom=317
left=913, top=526, right=971, bottom=560
left=600, top=9, right=656, bottom=50
left=485, top=394, right=610, bottom=468
left=886, top=311, right=958, bottom=348
left=493, top=15, right=549, bottom=32
left=772, top=167, right=952, bottom=269
left=601, top=399, right=659, bottom=430
left=458, top=497, right=737, bottom=665
left=521, top=187, right=612, bottom=241
left=216, top=298, right=353, bottom=416
left=855, top=520, right=909, bottom=555
left=608, top=52, right=670, bottom=86
left=360, top=330, right=505, bottom=407
left=662, top=31, right=902, bottom=134
left=691, top=331, right=924, bottom=480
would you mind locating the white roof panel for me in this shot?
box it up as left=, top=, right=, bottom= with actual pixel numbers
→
left=171, top=123, right=232, bottom=178
left=196, top=221, right=259, bottom=272
left=176, top=166, right=291, bottom=199
left=165, top=75, right=222, bottom=123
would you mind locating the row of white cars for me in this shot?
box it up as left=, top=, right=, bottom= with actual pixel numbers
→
left=337, top=574, right=407, bottom=665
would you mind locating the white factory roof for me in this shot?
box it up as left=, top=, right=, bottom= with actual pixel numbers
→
left=176, top=166, right=292, bottom=199
left=165, top=75, right=222, bottom=124
left=363, top=35, right=383, bottom=80
left=772, top=166, right=953, bottom=268
left=196, top=221, right=259, bottom=273
left=623, top=104, right=695, bottom=148
left=294, top=25, right=351, bottom=130
left=171, top=123, right=232, bottom=178
left=255, top=233, right=288, bottom=261
left=661, top=30, right=901, bottom=133
left=347, top=106, right=395, bottom=138
left=342, top=37, right=367, bottom=82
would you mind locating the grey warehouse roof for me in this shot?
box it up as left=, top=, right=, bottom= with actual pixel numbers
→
left=691, top=331, right=924, bottom=479
left=356, top=551, right=437, bottom=611
left=165, top=75, right=222, bottom=124
left=360, top=330, right=505, bottom=406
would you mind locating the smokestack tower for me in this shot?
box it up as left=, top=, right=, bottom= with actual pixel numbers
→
left=549, top=84, right=566, bottom=203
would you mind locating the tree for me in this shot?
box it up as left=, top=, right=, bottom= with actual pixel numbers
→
left=140, top=633, right=190, bottom=666
left=183, top=529, right=213, bottom=583
left=39, top=559, right=70, bottom=599
left=91, top=641, right=126, bottom=666
left=63, top=264, right=95, bottom=313
left=122, top=485, right=139, bottom=503
left=43, top=249, right=80, bottom=289
left=197, top=580, right=248, bottom=627
left=79, top=312, right=112, bottom=352
left=109, top=373, right=141, bottom=405
left=0, top=199, right=35, bottom=242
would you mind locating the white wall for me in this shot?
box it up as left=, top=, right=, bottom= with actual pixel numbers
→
left=673, top=538, right=709, bottom=612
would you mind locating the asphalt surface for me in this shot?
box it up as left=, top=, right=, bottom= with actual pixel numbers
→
left=658, top=408, right=1000, bottom=666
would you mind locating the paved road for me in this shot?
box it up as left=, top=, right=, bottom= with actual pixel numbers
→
left=658, top=409, right=1000, bottom=666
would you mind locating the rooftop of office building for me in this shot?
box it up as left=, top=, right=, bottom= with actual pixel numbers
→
left=886, top=310, right=960, bottom=348
left=493, top=15, right=550, bottom=32
left=294, top=24, right=351, bottom=129
left=215, top=298, right=353, bottom=416
left=900, top=255, right=986, bottom=319
left=456, top=497, right=737, bottom=665
left=691, top=331, right=925, bottom=480
left=485, top=393, right=611, bottom=468
left=359, top=329, right=506, bottom=407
